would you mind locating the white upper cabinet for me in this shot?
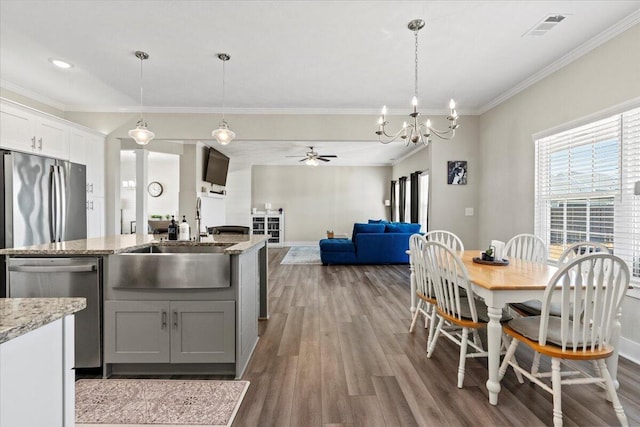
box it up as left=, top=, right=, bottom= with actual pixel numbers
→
left=0, top=102, right=37, bottom=153
left=70, top=129, right=105, bottom=198
left=0, top=100, right=69, bottom=159
left=35, top=116, right=69, bottom=159
left=70, top=128, right=106, bottom=238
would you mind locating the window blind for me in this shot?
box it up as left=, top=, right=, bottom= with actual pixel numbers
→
left=535, top=106, right=640, bottom=286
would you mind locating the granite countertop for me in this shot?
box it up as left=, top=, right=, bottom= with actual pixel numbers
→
left=0, top=297, right=87, bottom=344
left=0, top=234, right=269, bottom=256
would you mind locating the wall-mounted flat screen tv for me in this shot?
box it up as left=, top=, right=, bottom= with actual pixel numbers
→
left=204, top=147, right=230, bottom=186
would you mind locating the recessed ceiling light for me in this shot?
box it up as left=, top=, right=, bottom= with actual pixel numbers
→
left=49, top=58, right=73, bottom=69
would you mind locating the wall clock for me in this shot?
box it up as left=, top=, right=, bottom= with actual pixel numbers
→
left=147, top=181, right=163, bottom=197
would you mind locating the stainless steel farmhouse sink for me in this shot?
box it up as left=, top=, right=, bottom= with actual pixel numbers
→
left=109, top=245, right=231, bottom=289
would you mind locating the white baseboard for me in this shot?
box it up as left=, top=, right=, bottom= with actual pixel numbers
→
left=284, top=241, right=319, bottom=247
left=619, top=336, right=640, bottom=365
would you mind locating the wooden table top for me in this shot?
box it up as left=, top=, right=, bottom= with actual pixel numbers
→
left=462, top=250, right=558, bottom=291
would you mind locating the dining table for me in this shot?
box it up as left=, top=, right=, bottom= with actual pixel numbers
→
left=408, top=249, right=624, bottom=406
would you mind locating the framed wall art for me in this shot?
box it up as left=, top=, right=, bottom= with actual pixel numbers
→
left=447, top=160, right=467, bottom=185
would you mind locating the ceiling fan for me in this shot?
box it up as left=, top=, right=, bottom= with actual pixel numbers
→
left=286, top=146, right=337, bottom=166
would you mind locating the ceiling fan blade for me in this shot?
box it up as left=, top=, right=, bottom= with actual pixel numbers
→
left=298, top=158, right=307, bottom=162
left=317, top=157, right=331, bottom=162
left=317, top=155, right=337, bottom=158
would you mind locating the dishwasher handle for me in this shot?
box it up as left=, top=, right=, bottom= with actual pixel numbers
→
left=8, top=264, right=97, bottom=273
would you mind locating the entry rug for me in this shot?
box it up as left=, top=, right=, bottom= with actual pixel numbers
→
left=76, top=379, right=249, bottom=427
left=280, top=246, right=322, bottom=265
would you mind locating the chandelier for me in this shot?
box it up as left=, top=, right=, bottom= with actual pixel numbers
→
left=376, top=19, right=459, bottom=146
left=212, top=53, right=236, bottom=145
left=128, top=51, right=155, bottom=145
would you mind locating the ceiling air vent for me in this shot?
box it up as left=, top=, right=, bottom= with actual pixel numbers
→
left=523, top=14, right=566, bottom=37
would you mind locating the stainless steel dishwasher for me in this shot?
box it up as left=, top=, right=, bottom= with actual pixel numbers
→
left=7, top=257, right=102, bottom=368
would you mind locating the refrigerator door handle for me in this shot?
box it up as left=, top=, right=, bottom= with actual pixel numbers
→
left=58, top=165, right=67, bottom=241
left=54, top=165, right=62, bottom=241
left=49, top=165, right=57, bottom=242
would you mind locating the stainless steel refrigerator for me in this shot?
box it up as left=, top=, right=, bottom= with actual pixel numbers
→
left=1, top=150, right=99, bottom=368
left=1, top=150, right=87, bottom=249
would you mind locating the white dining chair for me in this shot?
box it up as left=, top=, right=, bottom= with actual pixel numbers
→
left=512, top=241, right=611, bottom=317
left=506, top=234, right=550, bottom=317
left=504, top=233, right=548, bottom=263
left=499, top=253, right=630, bottom=427
left=408, top=234, right=438, bottom=349
left=410, top=230, right=465, bottom=337
left=423, top=241, right=523, bottom=388
left=424, top=230, right=464, bottom=256
left=557, top=241, right=611, bottom=265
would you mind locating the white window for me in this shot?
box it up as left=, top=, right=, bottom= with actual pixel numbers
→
left=535, top=106, right=640, bottom=288
left=405, top=180, right=411, bottom=222
left=393, top=183, right=399, bottom=222
left=419, top=172, right=429, bottom=232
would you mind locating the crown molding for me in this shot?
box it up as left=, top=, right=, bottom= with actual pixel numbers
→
left=62, top=104, right=476, bottom=116
left=478, top=10, right=640, bottom=115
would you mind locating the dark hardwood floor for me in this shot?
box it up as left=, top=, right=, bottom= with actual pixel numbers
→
left=233, top=248, right=640, bottom=426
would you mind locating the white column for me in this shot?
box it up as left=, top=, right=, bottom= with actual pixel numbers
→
left=135, top=149, right=148, bottom=235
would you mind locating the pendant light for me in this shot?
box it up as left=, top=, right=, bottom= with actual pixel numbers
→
left=212, top=53, right=236, bottom=145
left=128, top=50, right=155, bottom=145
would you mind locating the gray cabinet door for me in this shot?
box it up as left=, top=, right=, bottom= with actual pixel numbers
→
left=170, top=301, right=235, bottom=363
left=237, top=251, right=259, bottom=373
left=104, top=301, right=170, bottom=363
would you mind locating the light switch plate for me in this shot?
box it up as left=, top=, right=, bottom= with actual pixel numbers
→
left=465, top=207, right=474, bottom=216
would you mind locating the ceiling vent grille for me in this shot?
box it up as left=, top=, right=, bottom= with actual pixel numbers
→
left=523, top=14, right=566, bottom=37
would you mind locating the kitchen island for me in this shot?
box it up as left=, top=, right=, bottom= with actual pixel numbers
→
left=0, top=297, right=86, bottom=427
left=1, top=234, right=269, bottom=379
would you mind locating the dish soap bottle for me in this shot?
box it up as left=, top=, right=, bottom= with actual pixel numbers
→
left=179, top=215, right=190, bottom=241
left=168, top=216, right=178, bottom=240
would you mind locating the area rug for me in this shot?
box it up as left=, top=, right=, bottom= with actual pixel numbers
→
left=75, top=379, right=249, bottom=427
left=280, top=246, right=322, bottom=265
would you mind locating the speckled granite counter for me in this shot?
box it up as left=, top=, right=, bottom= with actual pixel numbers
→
left=0, top=297, right=86, bottom=344
left=0, top=234, right=269, bottom=256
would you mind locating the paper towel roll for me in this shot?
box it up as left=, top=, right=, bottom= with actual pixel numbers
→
left=491, top=240, right=505, bottom=261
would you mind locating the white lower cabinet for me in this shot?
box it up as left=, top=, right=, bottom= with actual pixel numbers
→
left=0, top=316, right=75, bottom=427
left=105, top=300, right=235, bottom=364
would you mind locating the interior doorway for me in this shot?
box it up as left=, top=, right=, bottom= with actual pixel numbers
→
left=119, top=151, right=180, bottom=234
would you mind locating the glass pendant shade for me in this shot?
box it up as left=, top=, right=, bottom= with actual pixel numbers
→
left=128, top=120, right=155, bottom=145
left=305, top=158, right=319, bottom=166
left=212, top=120, right=236, bottom=145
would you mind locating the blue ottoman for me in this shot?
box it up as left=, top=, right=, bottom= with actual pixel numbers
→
left=319, top=238, right=357, bottom=265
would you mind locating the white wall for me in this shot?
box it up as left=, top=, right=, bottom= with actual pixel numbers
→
left=225, top=164, right=252, bottom=227
left=477, top=24, right=640, bottom=355
left=392, top=116, right=480, bottom=249
left=252, top=165, right=391, bottom=244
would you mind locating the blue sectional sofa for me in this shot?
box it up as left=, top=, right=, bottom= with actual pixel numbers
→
left=319, top=221, right=421, bottom=265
